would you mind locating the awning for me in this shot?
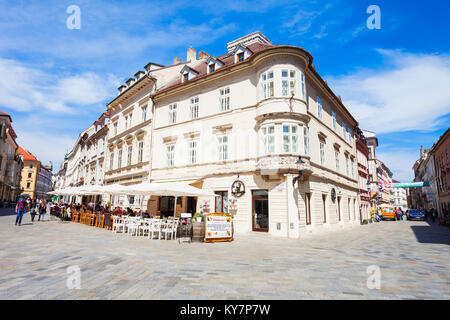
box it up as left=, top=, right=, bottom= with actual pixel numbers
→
left=124, top=182, right=218, bottom=197
left=392, top=182, right=430, bottom=188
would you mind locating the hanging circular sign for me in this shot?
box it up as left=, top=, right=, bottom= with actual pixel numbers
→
left=231, top=180, right=245, bottom=197
left=331, top=188, right=336, bottom=203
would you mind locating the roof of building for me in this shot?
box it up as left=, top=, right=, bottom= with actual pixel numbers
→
left=0, top=110, right=12, bottom=121
left=17, top=146, right=39, bottom=162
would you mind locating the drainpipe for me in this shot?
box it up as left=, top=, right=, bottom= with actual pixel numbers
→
left=144, top=73, right=157, bottom=185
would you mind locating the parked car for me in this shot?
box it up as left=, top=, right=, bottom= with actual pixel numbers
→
left=379, top=205, right=397, bottom=221
left=407, top=209, right=425, bottom=221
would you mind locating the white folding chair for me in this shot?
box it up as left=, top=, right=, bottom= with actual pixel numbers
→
left=139, top=218, right=151, bottom=237
left=127, top=217, right=140, bottom=236
left=149, top=218, right=162, bottom=240
left=172, top=219, right=179, bottom=240
left=161, top=220, right=175, bottom=240
left=112, top=215, right=124, bottom=233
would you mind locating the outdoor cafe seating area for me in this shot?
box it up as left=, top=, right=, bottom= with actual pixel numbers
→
left=70, top=208, right=180, bottom=240
left=48, top=182, right=216, bottom=241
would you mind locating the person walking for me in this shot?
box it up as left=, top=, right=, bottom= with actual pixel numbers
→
left=15, top=197, right=26, bottom=226
left=30, top=199, right=37, bottom=222
left=38, top=199, right=46, bottom=221
left=431, top=208, right=436, bottom=223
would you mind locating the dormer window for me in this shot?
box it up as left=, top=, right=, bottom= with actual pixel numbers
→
left=180, top=65, right=199, bottom=83
left=206, top=55, right=224, bottom=74
left=233, top=43, right=252, bottom=63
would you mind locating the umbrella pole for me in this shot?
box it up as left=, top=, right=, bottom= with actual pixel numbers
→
left=174, top=196, right=177, bottom=217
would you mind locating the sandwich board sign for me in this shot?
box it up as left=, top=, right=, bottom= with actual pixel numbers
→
left=204, top=212, right=233, bottom=243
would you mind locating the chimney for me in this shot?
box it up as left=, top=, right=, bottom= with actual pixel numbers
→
left=173, top=57, right=182, bottom=65
left=198, top=51, right=208, bottom=59
left=187, top=46, right=197, bottom=62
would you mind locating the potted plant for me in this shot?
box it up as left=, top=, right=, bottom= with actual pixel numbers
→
left=200, top=201, right=210, bottom=214
left=193, top=212, right=204, bottom=222
left=228, top=198, right=237, bottom=215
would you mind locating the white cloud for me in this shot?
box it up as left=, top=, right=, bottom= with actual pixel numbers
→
left=0, top=58, right=119, bottom=114
left=326, top=50, right=450, bottom=134
left=376, top=148, right=418, bottom=182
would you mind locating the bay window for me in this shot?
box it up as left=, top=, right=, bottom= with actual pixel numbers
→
left=261, top=71, right=274, bottom=99
left=260, top=125, right=275, bottom=154
left=281, top=70, right=296, bottom=97
left=303, top=126, right=310, bottom=155
left=282, top=124, right=299, bottom=153
left=317, top=96, right=322, bottom=120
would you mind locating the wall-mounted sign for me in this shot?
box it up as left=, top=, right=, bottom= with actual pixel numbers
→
left=331, top=188, right=336, bottom=203
left=204, top=212, right=233, bottom=242
left=231, top=180, right=245, bottom=197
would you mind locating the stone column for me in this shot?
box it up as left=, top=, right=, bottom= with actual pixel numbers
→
left=285, top=174, right=299, bottom=239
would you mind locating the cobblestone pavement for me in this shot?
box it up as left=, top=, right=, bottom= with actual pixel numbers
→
left=0, top=208, right=449, bottom=300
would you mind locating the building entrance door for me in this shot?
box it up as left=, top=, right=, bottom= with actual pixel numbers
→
left=186, top=196, right=197, bottom=214
left=252, top=190, right=269, bottom=232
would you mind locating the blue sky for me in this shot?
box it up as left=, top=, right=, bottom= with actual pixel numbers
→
left=1, top=0, right=449, bottom=181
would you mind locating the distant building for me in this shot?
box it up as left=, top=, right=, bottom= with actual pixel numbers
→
left=0, top=110, right=23, bottom=202
left=412, top=145, right=439, bottom=211
left=431, top=128, right=449, bottom=217
left=390, top=180, right=408, bottom=210
left=17, top=146, right=52, bottom=200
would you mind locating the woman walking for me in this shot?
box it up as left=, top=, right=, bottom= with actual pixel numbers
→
left=38, top=199, right=46, bottom=221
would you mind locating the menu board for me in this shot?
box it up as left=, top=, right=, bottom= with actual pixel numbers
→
left=204, top=212, right=233, bottom=242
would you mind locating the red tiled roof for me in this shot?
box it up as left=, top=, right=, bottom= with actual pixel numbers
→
left=0, top=110, right=12, bottom=121
left=17, top=146, right=38, bottom=161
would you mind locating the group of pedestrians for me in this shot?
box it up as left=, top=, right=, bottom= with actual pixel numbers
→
left=14, top=196, right=48, bottom=226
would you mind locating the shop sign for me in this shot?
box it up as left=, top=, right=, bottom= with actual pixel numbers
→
left=231, top=180, right=245, bottom=197
left=181, top=213, right=192, bottom=218
left=204, top=212, right=233, bottom=243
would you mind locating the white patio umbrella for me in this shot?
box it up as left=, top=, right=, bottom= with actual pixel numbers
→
left=101, top=183, right=134, bottom=195
left=77, top=184, right=105, bottom=195
left=124, top=182, right=218, bottom=216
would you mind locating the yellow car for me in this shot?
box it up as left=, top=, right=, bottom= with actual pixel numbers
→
left=379, top=205, right=397, bottom=221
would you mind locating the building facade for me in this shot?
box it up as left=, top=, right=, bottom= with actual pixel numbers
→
left=149, top=32, right=360, bottom=238
left=0, top=111, right=23, bottom=202
left=355, top=127, right=370, bottom=221
left=18, top=146, right=40, bottom=199
left=390, top=180, right=408, bottom=210
left=431, top=128, right=449, bottom=217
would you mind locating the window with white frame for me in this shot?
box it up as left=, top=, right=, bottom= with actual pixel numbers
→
left=301, top=72, right=306, bottom=99
left=190, top=96, right=199, bottom=119
left=335, top=149, right=340, bottom=171
left=343, top=122, right=347, bottom=140
left=282, top=124, right=299, bottom=153
left=260, top=125, right=275, bottom=154
left=303, top=126, right=310, bottom=155
left=261, top=71, right=274, bottom=99
left=127, top=145, right=132, bottom=166
left=124, top=116, right=128, bottom=130
left=169, top=104, right=177, bottom=124
left=138, top=141, right=144, bottom=163
left=110, top=152, right=114, bottom=170
left=347, top=128, right=352, bottom=143
left=167, top=145, right=175, bottom=167
left=320, top=140, right=325, bottom=165
left=317, top=96, right=323, bottom=120
left=351, top=158, right=355, bottom=178
left=332, top=112, right=336, bottom=131
left=217, top=135, right=228, bottom=161
left=281, top=70, right=296, bottom=97
left=142, top=106, right=147, bottom=122
left=219, top=87, right=230, bottom=111
left=187, top=140, right=197, bottom=165
left=118, top=149, right=122, bottom=168
left=113, top=123, right=118, bottom=136
left=345, top=155, right=349, bottom=176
